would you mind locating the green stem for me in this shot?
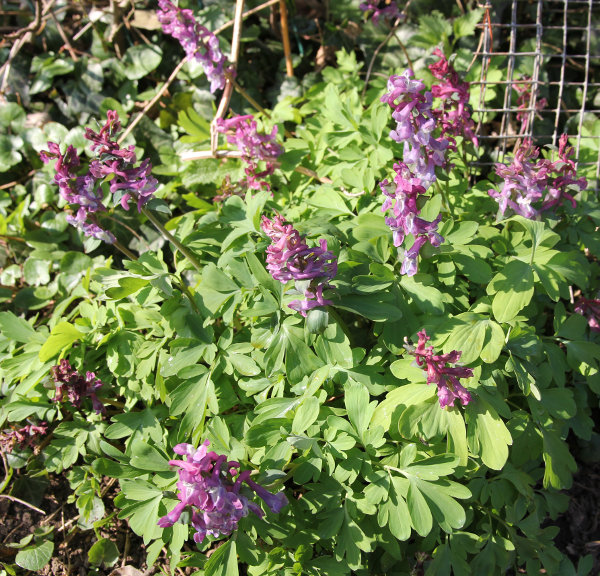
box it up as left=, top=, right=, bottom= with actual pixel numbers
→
left=0, top=465, right=13, bottom=494
left=142, top=207, right=203, bottom=274
left=113, top=240, right=137, bottom=261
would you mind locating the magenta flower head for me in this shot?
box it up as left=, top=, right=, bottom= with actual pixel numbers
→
left=429, top=48, right=478, bottom=147
left=157, top=441, right=287, bottom=544
left=40, top=110, right=159, bottom=242
left=489, top=135, right=586, bottom=219
left=261, top=214, right=337, bottom=316
left=359, top=0, right=403, bottom=25
left=157, top=0, right=229, bottom=92
left=381, top=69, right=449, bottom=191
left=575, top=297, right=600, bottom=333
left=406, top=330, right=473, bottom=408
left=216, top=115, right=283, bottom=191
left=51, top=359, right=105, bottom=414
left=380, top=162, right=443, bottom=277
left=0, top=422, right=48, bottom=454
left=513, top=75, right=548, bottom=134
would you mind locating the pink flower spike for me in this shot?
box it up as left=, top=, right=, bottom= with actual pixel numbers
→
left=406, top=330, right=473, bottom=408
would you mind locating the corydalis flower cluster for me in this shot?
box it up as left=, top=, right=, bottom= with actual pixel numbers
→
left=359, top=0, right=403, bottom=25
left=406, top=330, right=473, bottom=408
left=0, top=422, right=47, bottom=454
left=429, top=49, right=478, bottom=147
left=261, top=214, right=337, bottom=316
left=216, top=115, right=283, bottom=191
left=40, top=110, right=158, bottom=242
left=575, top=297, right=600, bottom=333
left=157, top=0, right=228, bottom=93
left=489, top=134, right=587, bottom=219
left=380, top=163, right=443, bottom=276
left=514, top=76, right=547, bottom=134
left=157, top=441, right=287, bottom=543
left=51, top=359, right=105, bottom=414
left=380, top=70, right=449, bottom=275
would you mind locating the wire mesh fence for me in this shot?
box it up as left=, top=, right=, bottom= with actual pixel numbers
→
left=472, top=0, right=600, bottom=190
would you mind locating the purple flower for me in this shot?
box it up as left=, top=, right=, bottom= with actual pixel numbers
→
left=575, top=297, right=600, bottom=332
left=40, top=143, right=115, bottom=244
left=216, top=115, right=283, bottom=191
left=40, top=110, right=158, bottom=242
left=380, top=162, right=443, bottom=277
left=488, top=135, right=586, bottom=219
left=158, top=441, right=287, bottom=543
left=84, top=111, right=158, bottom=212
left=0, top=422, right=48, bottom=454
left=406, top=330, right=473, bottom=408
left=359, top=0, right=403, bottom=25
left=261, top=214, right=337, bottom=316
left=381, top=69, right=449, bottom=191
left=51, top=359, right=105, bottom=414
left=513, top=75, right=548, bottom=134
left=157, top=0, right=229, bottom=92
left=429, top=49, right=478, bottom=147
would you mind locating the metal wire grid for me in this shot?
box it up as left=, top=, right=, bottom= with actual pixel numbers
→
left=473, top=0, right=600, bottom=191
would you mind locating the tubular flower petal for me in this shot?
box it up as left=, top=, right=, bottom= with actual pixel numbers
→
left=51, top=359, right=105, bottom=414
left=158, top=441, right=287, bottom=543
left=261, top=214, right=337, bottom=316
left=157, top=0, right=229, bottom=92
left=406, top=330, right=473, bottom=408
left=216, top=115, right=283, bottom=191
left=488, top=135, right=586, bottom=219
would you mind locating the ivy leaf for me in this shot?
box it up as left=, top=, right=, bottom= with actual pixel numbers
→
left=15, top=539, right=54, bottom=571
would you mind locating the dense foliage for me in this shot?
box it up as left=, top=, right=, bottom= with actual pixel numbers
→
left=0, top=1, right=599, bottom=575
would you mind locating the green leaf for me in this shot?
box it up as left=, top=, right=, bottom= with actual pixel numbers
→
left=407, top=479, right=432, bottom=536
left=88, top=538, right=119, bottom=567
left=106, top=277, right=150, bottom=299
left=489, top=260, right=534, bottom=323
left=541, top=427, right=577, bottom=489
left=123, top=45, right=162, bottom=79
left=344, top=381, right=375, bottom=438
left=39, top=322, right=82, bottom=361
left=15, top=539, right=54, bottom=571
left=466, top=398, right=512, bottom=470
left=0, top=312, right=44, bottom=344
left=130, top=441, right=171, bottom=472
left=453, top=8, right=484, bottom=39
left=23, top=258, right=50, bottom=286
left=205, top=540, right=239, bottom=576
left=372, top=384, right=434, bottom=432
left=335, top=293, right=402, bottom=322
left=292, top=396, right=321, bottom=434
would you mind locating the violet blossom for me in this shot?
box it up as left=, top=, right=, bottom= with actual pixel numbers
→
left=0, top=422, right=47, bottom=454
left=157, top=441, right=287, bottom=543
left=575, top=297, right=600, bottom=333
left=51, top=359, right=105, bottom=414
left=513, top=76, right=548, bottom=134
left=359, top=0, right=403, bottom=25
left=380, top=162, right=443, bottom=276
left=380, top=70, right=448, bottom=275
left=157, top=0, right=229, bottom=92
left=489, top=135, right=586, bottom=219
left=40, top=143, right=115, bottom=243
left=429, top=48, right=478, bottom=147
left=381, top=69, right=449, bottom=190
left=216, top=115, right=283, bottom=191
left=40, top=110, right=159, bottom=242
left=261, top=214, right=337, bottom=315
left=406, top=330, right=473, bottom=408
